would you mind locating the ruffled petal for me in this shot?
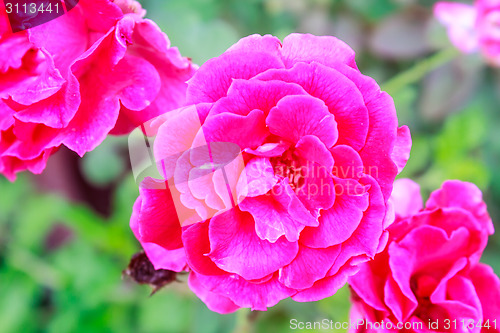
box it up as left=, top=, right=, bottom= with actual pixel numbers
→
left=330, top=145, right=365, bottom=180
left=295, top=135, right=334, bottom=173
left=326, top=175, right=386, bottom=275
left=14, top=74, right=81, bottom=128
left=28, top=4, right=88, bottom=77
left=256, top=62, right=369, bottom=151
left=387, top=226, right=472, bottom=321
left=470, top=263, right=500, bottom=327
left=292, top=264, right=359, bottom=302
left=239, top=178, right=318, bottom=243
left=131, top=200, right=187, bottom=272
left=334, top=63, right=399, bottom=201
left=202, top=110, right=269, bottom=150
left=209, top=78, right=308, bottom=117
left=279, top=245, right=341, bottom=289
left=63, top=16, right=160, bottom=155
left=391, top=126, right=412, bottom=174
left=135, top=177, right=183, bottom=250
left=187, top=50, right=284, bottom=104
left=111, top=19, right=196, bottom=134
left=236, top=157, right=278, bottom=199
left=426, top=180, right=494, bottom=235
left=348, top=258, right=390, bottom=313
left=226, top=34, right=282, bottom=58
left=183, top=221, right=225, bottom=276
left=390, top=178, right=423, bottom=220
left=267, top=95, right=338, bottom=148
left=281, top=33, right=358, bottom=69
left=208, top=208, right=299, bottom=280
left=300, top=177, right=369, bottom=248
left=0, top=99, right=14, bottom=131
left=0, top=48, right=65, bottom=105
left=154, top=106, right=204, bottom=180
left=194, top=272, right=296, bottom=311
left=188, top=273, right=240, bottom=314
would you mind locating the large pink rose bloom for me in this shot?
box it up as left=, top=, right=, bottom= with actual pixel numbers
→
left=131, top=33, right=411, bottom=313
left=349, top=179, right=500, bottom=332
left=434, top=0, right=500, bottom=66
left=0, top=0, right=196, bottom=180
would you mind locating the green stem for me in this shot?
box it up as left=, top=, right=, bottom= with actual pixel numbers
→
left=382, top=48, right=460, bottom=96
left=232, top=308, right=253, bottom=333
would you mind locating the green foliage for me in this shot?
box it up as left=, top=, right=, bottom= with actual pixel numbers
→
left=81, top=137, right=126, bottom=187
left=344, top=0, right=399, bottom=22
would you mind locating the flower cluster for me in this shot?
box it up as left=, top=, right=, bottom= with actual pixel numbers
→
left=131, top=33, right=411, bottom=313
left=3, top=0, right=498, bottom=322
left=435, top=0, right=500, bottom=66
left=349, top=179, right=500, bottom=332
left=0, top=0, right=195, bottom=180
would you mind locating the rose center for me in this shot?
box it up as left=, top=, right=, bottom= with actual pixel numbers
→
left=270, top=150, right=306, bottom=191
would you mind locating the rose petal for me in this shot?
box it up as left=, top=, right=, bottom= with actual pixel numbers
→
left=135, top=177, right=183, bottom=250
left=239, top=178, right=318, bottom=243
left=281, top=33, right=357, bottom=69
left=470, top=263, right=500, bottom=327
left=426, top=180, right=494, bottom=235
left=330, top=145, right=365, bottom=180
left=28, top=4, right=88, bottom=77
left=187, top=50, right=284, bottom=104
left=194, top=272, right=296, bottom=311
left=202, top=110, right=269, bottom=150
left=326, top=175, right=386, bottom=275
left=335, top=63, right=399, bottom=201
left=292, top=264, right=360, bottom=302
left=208, top=208, right=299, bottom=280
left=236, top=157, right=278, bottom=199
left=434, top=2, right=479, bottom=53
left=279, top=245, right=341, bottom=289
left=267, top=95, right=338, bottom=148
left=209, top=78, right=308, bottom=117
left=295, top=135, right=334, bottom=173
left=301, top=177, right=369, bottom=248
left=390, top=178, right=423, bottom=220
left=183, top=221, right=225, bottom=276
left=188, top=273, right=240, bottom=314
left=391, top=126, right=412, bottom=174
left=256, top=62, right=369, bottom=151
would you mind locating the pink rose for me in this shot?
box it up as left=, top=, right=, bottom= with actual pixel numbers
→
left=0, top=0, right=196, bottom=181
left=349, top=179, right=499, bottom=332
left=434, top=0, right=500, bottom=66
left=131, top=33, right=411, bottom=313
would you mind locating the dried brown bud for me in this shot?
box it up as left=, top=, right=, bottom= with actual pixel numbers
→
left=123, top=251, right=179, bottom=295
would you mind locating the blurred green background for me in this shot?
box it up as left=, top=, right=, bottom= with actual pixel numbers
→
left=1, top=0, right=499, bottom=332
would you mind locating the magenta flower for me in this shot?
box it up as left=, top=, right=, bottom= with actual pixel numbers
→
left=0, top=0, right=196, bottom=180
left=434, top=0, right=500, bottom=66
left=349, top=179, right=499, bottom=332
left=131, top=33, right=411, bottom=313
